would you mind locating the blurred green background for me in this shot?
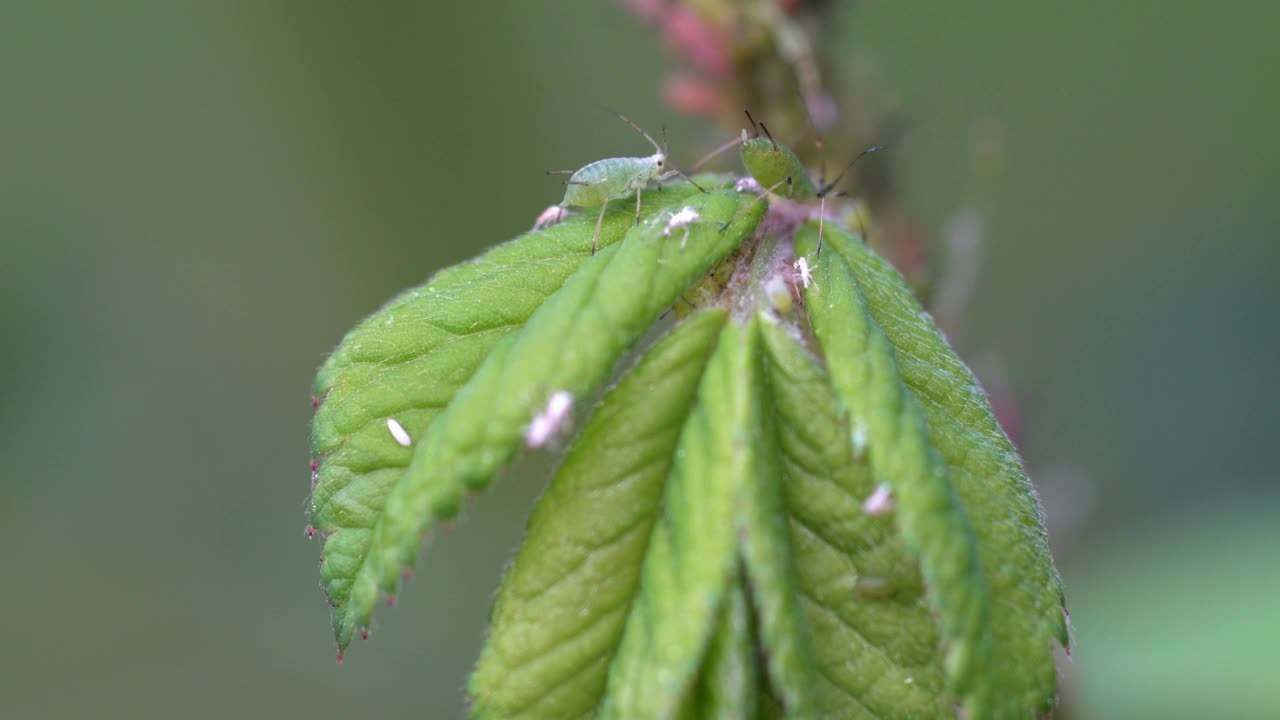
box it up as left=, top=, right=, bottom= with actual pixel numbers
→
left=2, top=1, right=1276, bottom=718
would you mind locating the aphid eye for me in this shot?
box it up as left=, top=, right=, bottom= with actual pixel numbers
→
left=657, top=159, right=664, bottom=167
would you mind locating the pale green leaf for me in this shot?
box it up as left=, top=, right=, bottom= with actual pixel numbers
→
left=798, top=226, right=992, bottom=713
left=735, top=322, right=819, bottom=719
left=687, top=573, right=760, bottom=720
left=798, top=223, right=1065, bottom=718
left=761, top=318, right=948, bottom=719
left=599, top=320, right=760, bottom=719
left=310, top=184, right=715, bottom=650
left=469, top=309, right=729, bottom=720
left=822, top=225, right=1068, bottom=716
left=354, top=190, right=763, bottom=641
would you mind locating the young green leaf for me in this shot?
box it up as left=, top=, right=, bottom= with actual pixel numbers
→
left=469, top=309, right=729, bottom=720
left=761, top=318, right=949, bottom=717
left=821, top=224, right=1068, bottom=716
left=799, top=225, right=994, bottom=714
left=600, top=320, right=762, bottom=719
left=310, top=184, right=714, bottom=650
left=798, top=223, right=1066, bottom=718
left=734, top=323, right=818, bottom=718
left=688, top=572, right=760, bottom=720
left=353, top=190, right=765, bottom=643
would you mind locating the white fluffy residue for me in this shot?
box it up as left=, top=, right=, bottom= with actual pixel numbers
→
left=793, top=256, right=814, bottom=289
left=862, top=483, right=895, bottom=516
left=525, top=390, right=574, bottom=448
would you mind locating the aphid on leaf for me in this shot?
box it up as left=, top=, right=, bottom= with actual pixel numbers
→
left=545, top=111, right=705, bottom=254
left=706, top=109, right=883, bottom=258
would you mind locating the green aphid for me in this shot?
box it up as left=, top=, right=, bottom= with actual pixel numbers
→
left=739, top=110, right=822, bottom=200
left=543, top=111, right=703, bottom=254
left=721, top=109, right=882, bottom=258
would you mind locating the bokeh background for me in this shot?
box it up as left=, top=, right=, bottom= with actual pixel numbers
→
left=3, top=1, right=1276, bottom=718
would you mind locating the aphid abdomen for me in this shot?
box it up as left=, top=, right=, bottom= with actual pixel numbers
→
left=740, top=137, right=820, bottom=200
left=562, top=156, right=652, bottom=207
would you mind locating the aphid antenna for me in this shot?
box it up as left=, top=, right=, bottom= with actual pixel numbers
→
left=692, top=134, right=742, bottom=171
left=597, top=105, right=665, bottom=156
left=658, top=124, right=708, bottom=193
left=719, top=176, right=792, bottom=231
left=815, top=137, right=828, bottom=188
left=818, top=145, right=887, bottom=197
left=812, top=145, right=884, bottom=258
left=758, top=121, right=779, bottom=150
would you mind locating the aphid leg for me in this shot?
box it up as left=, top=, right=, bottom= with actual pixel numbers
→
left=815, top=191, right=829, bottom=259
left=719, top=176, right=792, bottom=231
left=666, top=165, right=707, bottom=193
left=545, top=170, right=576, bottom=175
left=591, top=202, right=608, bottom=255
left=812, top=146, right=885, bottom=256
left=815, top=137, right=828, bottom=188
left=659, top=293, right=699, bottom=321
left=817, top=146, right=886, bottom=196
left=635, top=184, right=643, bottom=225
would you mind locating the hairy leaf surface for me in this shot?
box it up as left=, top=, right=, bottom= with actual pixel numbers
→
left=307, top=185, right=1065, bottom=720
left=469, top=309, right=729, bottom=720
left=799, top=224, right=1066, bottom=718
left=600, top=320, right=761, bottom=719
left=310, top=184, right=714, bottom=650
left=346, top=190, right=763, bottom=645
left=761, top=319, right=949, bottom=718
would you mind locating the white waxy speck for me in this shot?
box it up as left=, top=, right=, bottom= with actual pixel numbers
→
left=386, top=418, right=412, bottom=447
left=794, top=257, right=814, bottom=289
left=850, top=422, right=869, bottom=461
left=525, top=390, right=574, bottom=449
left=663, top=206, right=701, bottom=247
left=532, top=205, right=568, bottom=230
left=862, top=483, right=895, bottom=516
left=733, top=176, right=763, bottom=193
